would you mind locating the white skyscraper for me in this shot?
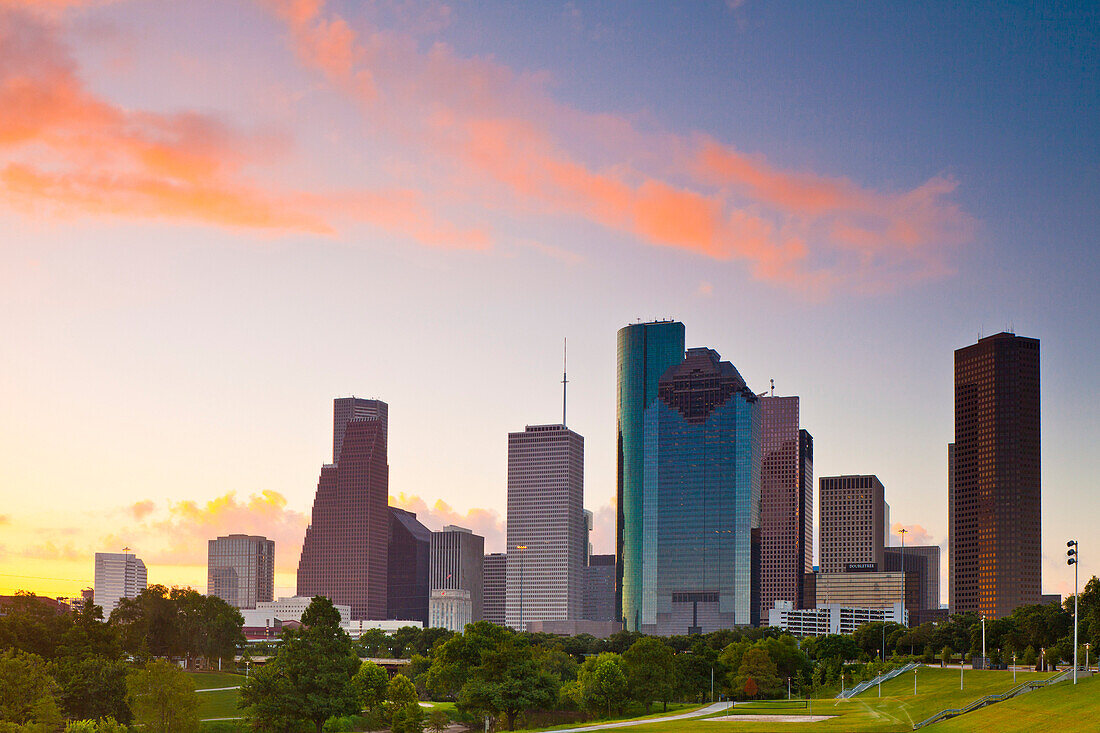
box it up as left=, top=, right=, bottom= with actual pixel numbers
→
left=94, top=551, right=147, bottom=616
left=506, top=424, right=584, bottom=630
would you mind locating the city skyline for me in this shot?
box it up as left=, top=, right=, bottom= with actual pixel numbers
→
left=2, top=2, right=1097, bottom=605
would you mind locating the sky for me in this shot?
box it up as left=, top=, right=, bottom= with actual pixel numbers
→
left=0, top=0, right=1097, bottom=605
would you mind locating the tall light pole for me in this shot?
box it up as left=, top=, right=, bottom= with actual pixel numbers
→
left=1086, top=643, right=1091, bottom=673
left=982, top=616, right=986, bottom=663
left=1013, top=653, right=1017, bottom=683
left=899, top=527, right=909, bottom=628
left=1068, top=539, right=1079, bottom=684
left=516, top=544, right=527, bottom=632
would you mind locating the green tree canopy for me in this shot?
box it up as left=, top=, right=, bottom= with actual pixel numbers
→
left=0, top=649, right=62, bottom=731
left=622, top=637, right=676, bottom=714
left=241, top=596, right=360, bottom=733
left=352, top=660, right=389, bottom=712
left=733, top=648, right=782, bottom=700
left=126, top=659, right=199, bottom=733
left=50, top=655, right=131, bottom=724
left=578, top=652, right=627, bottom=718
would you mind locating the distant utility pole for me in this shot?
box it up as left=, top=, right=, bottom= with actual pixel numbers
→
left=1068, top=539, right=1079, bottom=684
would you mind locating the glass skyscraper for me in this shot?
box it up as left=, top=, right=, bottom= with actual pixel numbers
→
left=638, top=347, right=761, bottom=634
left=207, top=534, right=275, bottom=609
left=616, top=320, right=685, bottom=631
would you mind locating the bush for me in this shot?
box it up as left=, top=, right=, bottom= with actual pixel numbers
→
left=65, top=720, right=128, bottom=733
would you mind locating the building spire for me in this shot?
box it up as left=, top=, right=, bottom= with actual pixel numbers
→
left=562, top=337, right=569, bottom=426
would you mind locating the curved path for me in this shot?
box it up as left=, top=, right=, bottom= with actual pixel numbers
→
left=534, top=702, right=731, bottom=732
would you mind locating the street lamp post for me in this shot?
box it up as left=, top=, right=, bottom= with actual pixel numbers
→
left=1086, top=643, right=1091, bottom=673
left=914, top=667, right=917, bottom=696
left=788, top=677, right=791, bottom=701
left=1068, top=539, right=1079, bottom=684
left=982, top=616, right=986, bottom=664
left=960, top=657, right=964, bottom=691
left=1013, top=653, right=1017, bottom=683
left=516, top=544, right=527, bottom=632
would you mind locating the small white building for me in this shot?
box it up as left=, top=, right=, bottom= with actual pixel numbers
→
left=241, top=596, right=421, bottom=639
left=767, top=600, right=908, bottom=637
left=94, top=552, right=147, bottom=617
left=429, top=588, right=472, bottom=631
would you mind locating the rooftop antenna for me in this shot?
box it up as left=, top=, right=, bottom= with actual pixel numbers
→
left=770, top=378, right=775, bottom=397
left=561, top=338, right=569, bottom=426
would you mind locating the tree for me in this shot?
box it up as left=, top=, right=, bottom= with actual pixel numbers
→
left=240, top=596, right=361, bottom=733
left=58, top=603, right=120, bottom=661
left=742, top=677, right=758, bottom=700
left=0, top=649, right=62, bottom=731
left=385, top=675, right=422, bottom=733
left=0, top=594, right=72, bottom=660
left=352, top=661, right=389, bottom=713
left=579, top=653, right=627, bottom=718
left=126, top=659, right=199, bottom=733
left=50, top=655, right=132, bottom=724
left=622, top=637, right=676, bottom=714
left=941, top=646, right=953, bottom=667
left=112, top=585, right=177, bottom=658
left=493, top=660, right=558, bottom=730
left=426, top=708, right=449, bottom=732
left=63, top=719, right=127, bottom=733
left=733, top=648, right=781, bottom=700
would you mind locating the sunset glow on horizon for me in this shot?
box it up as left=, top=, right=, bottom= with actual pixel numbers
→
left=1, top=1, right=1096, bottom=604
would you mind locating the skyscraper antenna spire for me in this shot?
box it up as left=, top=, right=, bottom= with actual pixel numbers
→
left=562, top=337, right=569, bottom=426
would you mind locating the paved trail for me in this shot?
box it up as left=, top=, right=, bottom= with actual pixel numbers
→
left=532, top=702, right=732, bottom=732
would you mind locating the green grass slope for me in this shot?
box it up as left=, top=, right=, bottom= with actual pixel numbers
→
left=930, top=672, right=1100, bottom=732
left=597, top=667, right=1057, bottom=733
left=187, top=670, right=246, bottom=690
left=188, top=671, right=246, bottom=720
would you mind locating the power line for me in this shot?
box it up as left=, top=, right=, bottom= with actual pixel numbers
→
left=0, top=572, right=90, bottom=583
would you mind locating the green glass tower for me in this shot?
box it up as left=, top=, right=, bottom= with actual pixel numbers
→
left=616, top=320, right=685, bottom=630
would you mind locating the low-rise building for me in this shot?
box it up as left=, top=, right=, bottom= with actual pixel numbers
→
left=767, top=600, right=908, bottom=637
left=428, top=588, right=472, bottom=631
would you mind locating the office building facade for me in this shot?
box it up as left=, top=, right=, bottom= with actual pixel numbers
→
left=584, top=554, right=616, bottom=622
left=483, top=552, right=507, bottom=626
left=387, top=507, right=431, bottom=624
left=298, top=399, right=389, bottom=620
left=617, top=320, right=686, bottom=629
left=506, top=424, right=585, bottom=629
left=430, top=525, right=484, bottom=621
left=639, top=347, right=762, bottom=634
left=207, top=534, right=275, bottom=609
left=884, top=545, right=941, bottom=612
left=758, top=396, right=813, bottom=615
left=332, top=397, right=387, bottom=464
left=951, top=332, right=1041, bottom=618
left=807, top=571, right=919, bottom=613
left=819, top=475, right=887, bottom=573
left=94, top=551, right=147, bottom=616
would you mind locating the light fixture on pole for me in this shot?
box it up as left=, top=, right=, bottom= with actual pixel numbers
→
left=1068, top=539, right=1079, bottom=684
left=982, top=616, right=986, bottom=663
left=516, top=544, right=527, bottom=632
left=1013, top=653, right=1017, bottom=683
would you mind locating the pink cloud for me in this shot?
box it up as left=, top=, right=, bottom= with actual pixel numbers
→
left=889, top=522, right=937, bottom=547
left=390, top=492, right=505, bottom=553
left=260, top=0, right=975, bottom=295
left=129, top=501, right=155, bottom=520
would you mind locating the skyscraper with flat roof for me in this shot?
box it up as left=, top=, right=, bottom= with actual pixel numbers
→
left=387, top=507, right=431, bottom=623
left=639, top=347, right=762, bottom=634
left=758, top=396, right=814, bottom=615
left=333, top=397, right=387, bottom=464
left=819, top=475, right=887, bottom=573
left=430, top=525, right=484, bottom=621
left=94, top=551, right=147, bottom=616
left=298, top=398, right=389, bottom=620
left=208, top=534, right=275, bottom=609
left=951, top=332, right=1040, bottom=618
left=483, top=552, right=507, bottom=626
left=616, top=320, right=686, bottom=630
left=506, top=423, right=585, bottom=630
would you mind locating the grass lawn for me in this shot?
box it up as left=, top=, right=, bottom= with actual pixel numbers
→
left=930, top=672, right=1100, bottom=731
left=187, top=670, right=246, bottom=690
left=197, top=689, right=244, bottom=720
left=528, top=702, right=699, bottom=730
left=188, top=671, right=246, bottom=720
left=580, top=667, right=1060, bottom=732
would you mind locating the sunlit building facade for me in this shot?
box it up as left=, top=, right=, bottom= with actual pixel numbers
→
left=951, top=332, right=1041, bottom=618
left=94, top=551, right=147, bottom=617
left=297, top=398, right=389, bottom=620
left=207, top=534, right=275, bottom=609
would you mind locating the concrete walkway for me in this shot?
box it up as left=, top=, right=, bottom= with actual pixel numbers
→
left=196, top=686, right=241, bottom=692
left=531, top=702, right=732, bottom=732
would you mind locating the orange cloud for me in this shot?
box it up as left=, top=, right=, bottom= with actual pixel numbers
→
left=0, top=515, right=9, bottom=526
left=390, top=492, right=505, bottom=553
left=262, top=0, right=975, bottom=294
left=0, top=8, right=487, bottom=251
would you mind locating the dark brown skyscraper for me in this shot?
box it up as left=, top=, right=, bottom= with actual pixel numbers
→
left=951, top=332, right=1040, bottom=618
left=297, top=399, right=390, bottom=620
left=758, top=396, right=814, bottom=616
